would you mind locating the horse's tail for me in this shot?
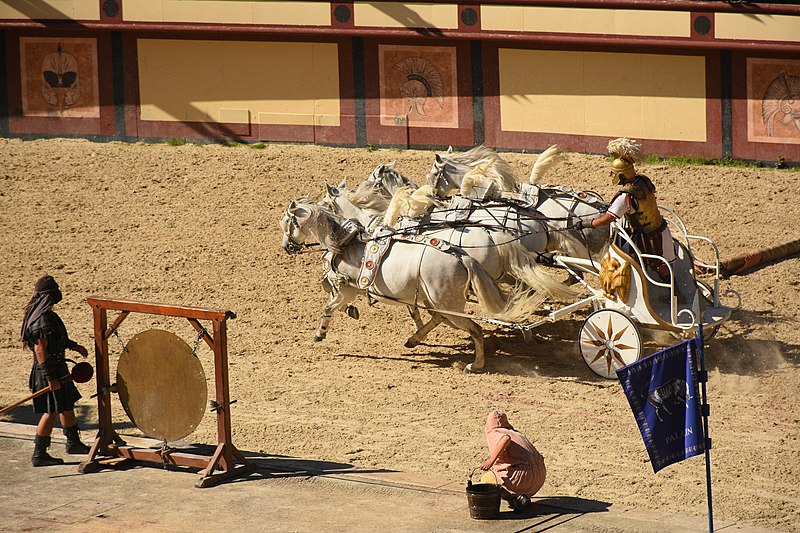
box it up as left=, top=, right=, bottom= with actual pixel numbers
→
left=493, top=241, right=577, bottom=323
left=529, top=144, right=563, bottom=184
left=460, top=255, right=508, bottom=317
left=548, top=221, right=610, bottom=260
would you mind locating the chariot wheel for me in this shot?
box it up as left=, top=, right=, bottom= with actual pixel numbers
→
left=579, top=309, right=642, bottom=379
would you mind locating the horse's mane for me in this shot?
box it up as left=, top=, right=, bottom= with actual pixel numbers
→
left=349, top=163, right=417, bottom=216
left=297, top=203, right=355, bottom=255
left=439, top=145, right=519, bottom=195
left=348, top=187, right=391, bottom=217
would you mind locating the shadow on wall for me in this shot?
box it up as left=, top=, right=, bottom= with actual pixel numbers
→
left=8, top=0, right=71, bottom=21
left=371, top=3, right=444, bottom=37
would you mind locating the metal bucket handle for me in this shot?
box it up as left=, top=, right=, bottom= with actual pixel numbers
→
left=467, top=467, right=499, bottom=489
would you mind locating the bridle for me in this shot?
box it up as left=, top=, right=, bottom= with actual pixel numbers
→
left=429, top=160, right=456, bottom=196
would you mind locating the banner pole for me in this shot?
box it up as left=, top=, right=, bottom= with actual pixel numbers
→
left=697, top=324, right=714, bottom=532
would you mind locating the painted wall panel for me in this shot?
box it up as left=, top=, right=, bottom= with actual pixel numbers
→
left=19, top=37, right=100, bottom=118
left=0, top=0, right=99, bottom=20
left=137, top=39, right=340, bottom=126
left=123, top=0, right=163, bottom=22
left=481, top=5, right=524, bottom=32
left=716, top=13, right=800, bottom=42
left=354, top=2, right=458, bottom=29
left=746, top=58, right=800, bottom=145
left=499, top=49, right=706, bottom=141
left=161, top=1, right=252, bottom=24
left=483, top=6, right=689, bottom=37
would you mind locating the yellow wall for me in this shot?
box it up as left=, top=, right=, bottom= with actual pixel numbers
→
left=0, top=0, right=98, bottom=20
left=499, top=49, right=707, bottom=141
left=125, top=1, right=331, bottom=26
left=137, top=40, right=340, bottom=126
left=354, top=2, right=458, bottom=29
left=482, top=6, right=689, bottom=37
left=716, top=13, right=800, bottom=42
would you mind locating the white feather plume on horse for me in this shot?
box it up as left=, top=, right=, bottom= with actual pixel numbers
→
left=528, top=145, right=564, bottom=184
left=382, top=185, right=438, bottom=228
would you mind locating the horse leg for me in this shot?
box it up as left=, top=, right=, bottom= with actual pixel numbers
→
left=407, top=306, right=426, bottom=331
left=405, top=312, right=445, bottom=348
left=315, top=313, right=333, bottom=342
left=315, top=285, right=358, bottom=342
left=442, top=316, right=487, bottom=373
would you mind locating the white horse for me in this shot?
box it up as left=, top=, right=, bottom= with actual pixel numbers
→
left=425, top=145, right=609, bottom=260
left=322, top=181, right=573, bottom=298
left=280, top=200, right=546, bottom=372
left=320, top=183, right=576, bottom=344
left=426, top=145, right=519, bottom=199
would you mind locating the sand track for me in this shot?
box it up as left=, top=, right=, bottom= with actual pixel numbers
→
left=1, top=138, right=798, bottom=531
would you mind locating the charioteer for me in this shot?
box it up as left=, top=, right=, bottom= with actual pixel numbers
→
left=576, top=137, right=676, bottom=282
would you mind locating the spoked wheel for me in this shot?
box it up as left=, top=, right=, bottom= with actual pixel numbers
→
left=579, top=309, right=642, bottom=379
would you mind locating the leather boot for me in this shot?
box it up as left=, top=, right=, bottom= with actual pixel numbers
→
left=63, top=425, right=91, bottom=455
left=32, top=434, right=64, bottom=467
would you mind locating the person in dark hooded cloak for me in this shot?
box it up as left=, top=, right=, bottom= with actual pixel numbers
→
left=20, top=275, right=90, bottom=466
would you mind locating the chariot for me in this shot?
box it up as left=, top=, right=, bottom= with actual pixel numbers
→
left=489, top=205, right=739, bottom=378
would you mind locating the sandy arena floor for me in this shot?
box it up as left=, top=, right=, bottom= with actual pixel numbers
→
left=0, top=138, right=798, bottom=531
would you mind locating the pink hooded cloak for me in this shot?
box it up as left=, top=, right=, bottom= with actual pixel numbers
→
left=484, top=410, right=546, bottom=496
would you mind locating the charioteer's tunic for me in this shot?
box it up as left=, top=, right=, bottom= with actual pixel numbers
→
left=607, top=175, right=675, bottom=263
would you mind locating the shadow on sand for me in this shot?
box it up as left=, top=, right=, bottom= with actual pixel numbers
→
left=491, top=495, right=611, bottom=530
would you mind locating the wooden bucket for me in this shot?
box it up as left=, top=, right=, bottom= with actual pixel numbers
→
left=466, top=469, right=501, bottom=519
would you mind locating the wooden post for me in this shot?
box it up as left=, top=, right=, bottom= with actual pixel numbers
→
left=93, top=304, right=113, bottom=454
left=720, top=238, right=800, bottom=277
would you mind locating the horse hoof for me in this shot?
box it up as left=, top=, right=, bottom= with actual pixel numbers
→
left=404, top=338, right=418, bottom=348
left=314, top=335, right=325, bottom=342
left=346, top=305, right=360, bottom=320
left=464, top=363, right=485, bottom=374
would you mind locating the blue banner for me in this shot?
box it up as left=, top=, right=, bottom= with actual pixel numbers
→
left=616, top=339, right=705, bottom=473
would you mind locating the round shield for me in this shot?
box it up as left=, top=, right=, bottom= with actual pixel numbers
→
left=71, top=362, right=94, bottom=383
left=117, top=329, right=207, bottom=442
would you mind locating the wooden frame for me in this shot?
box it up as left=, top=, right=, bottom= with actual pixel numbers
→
left=78, top=296, right=257, bottom=488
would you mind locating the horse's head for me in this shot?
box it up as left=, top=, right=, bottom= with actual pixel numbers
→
left=426, top=153, right=459, bottom=196
left=280, top=198, right=316, bottom=254
left=319, top=180, right=347, bottom=212
left=363, top=162, right=414, bottom=198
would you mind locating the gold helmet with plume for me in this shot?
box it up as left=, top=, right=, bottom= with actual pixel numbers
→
left=607, top=137, right=643, bottom=185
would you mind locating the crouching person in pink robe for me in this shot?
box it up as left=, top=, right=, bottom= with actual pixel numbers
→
left=478, top=410, right=546, bottom=511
